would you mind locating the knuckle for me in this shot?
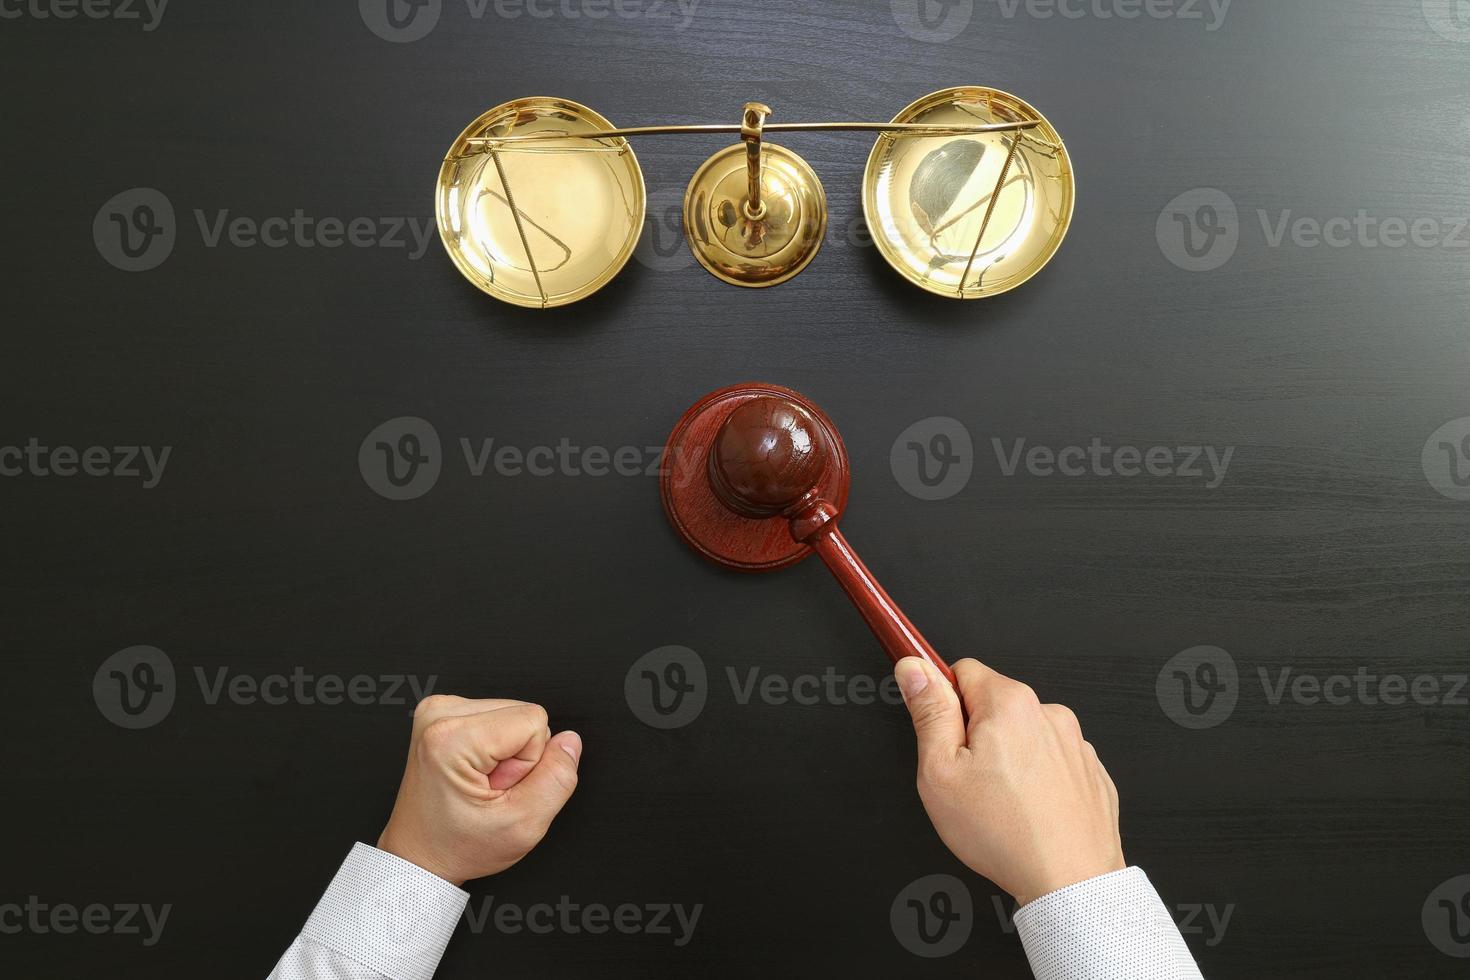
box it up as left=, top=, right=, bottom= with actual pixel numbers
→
left=952, top=659, right=986, bottom=693
left=551, top=760, right=579, bottom=796
left=414, top=694, right=458, bottom=722
left=1048, top=704, right=1080, bottom=730
left=1003, top=680, right=1040, bottom=712
left=419, top=716, right=461, bottom=758
left=524, top=702, right=549, bottom=729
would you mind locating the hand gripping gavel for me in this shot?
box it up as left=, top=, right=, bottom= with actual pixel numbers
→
left=661, top=383, right=957, bottom=687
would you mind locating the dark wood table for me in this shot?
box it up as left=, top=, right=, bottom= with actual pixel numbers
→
left=5, top=1, right=1468, bottom=976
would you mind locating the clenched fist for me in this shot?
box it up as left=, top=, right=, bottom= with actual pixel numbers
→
left=377, top=695, right=582, bottom=886
left=895, top=657, right=1124, bottom=906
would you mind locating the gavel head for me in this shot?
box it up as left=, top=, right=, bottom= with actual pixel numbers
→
left=708, top=396, right=830, bottom=518
left=661, top=383, right=851, bottom=571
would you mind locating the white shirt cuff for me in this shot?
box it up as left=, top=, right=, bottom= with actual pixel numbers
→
left=297, top=842, right=469, bottom=980
left=1013, top=867, right=1204, bottom=980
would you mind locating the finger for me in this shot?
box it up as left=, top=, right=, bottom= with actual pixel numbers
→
left=421, top=703, right=551, bottom=778
left=895, top=657, right=966, bottom=766
left=952, top=658, right=1021, bottom=721
left=505, top=730, right=582, bottom=826
left=487, top=755, right=540, bottom=791
left=427, top=699, right=546, bottom=791
left=414, top=694, right=528, bottom=727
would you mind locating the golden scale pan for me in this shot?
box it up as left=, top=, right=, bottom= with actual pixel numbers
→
left=435, top=87, right=1074, bottom=308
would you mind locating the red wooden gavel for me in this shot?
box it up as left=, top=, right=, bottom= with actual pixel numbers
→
left=661, top=383, right=958, bottom=688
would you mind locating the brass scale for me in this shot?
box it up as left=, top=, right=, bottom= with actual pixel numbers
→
left=435, top=87, right=1074, bottom=308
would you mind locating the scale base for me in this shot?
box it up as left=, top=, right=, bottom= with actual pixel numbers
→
left=683, top=145, right=827, bottom=288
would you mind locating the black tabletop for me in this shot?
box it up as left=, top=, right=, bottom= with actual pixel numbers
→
left=4, top=1, right=1469, bottom=977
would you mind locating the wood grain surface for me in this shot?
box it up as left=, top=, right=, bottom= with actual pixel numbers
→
left=2, top=1, right=1468, bottom=977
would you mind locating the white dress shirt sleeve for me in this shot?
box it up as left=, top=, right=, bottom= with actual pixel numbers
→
left=1013, top=867, right=1205, bottom=980
left=268, top=843, right=469, bottom=980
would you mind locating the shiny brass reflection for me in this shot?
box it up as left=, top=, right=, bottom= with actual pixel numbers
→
left=682, top=103, right=827, bottom=288
left=435, top=89, right=1071, bottom=306
left=863, top=87, right=1074, bottom=299
left=436, top=97, right=646, bottom=309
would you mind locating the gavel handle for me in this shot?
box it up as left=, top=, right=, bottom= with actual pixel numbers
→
left=807, top=525, right=958, bottom=688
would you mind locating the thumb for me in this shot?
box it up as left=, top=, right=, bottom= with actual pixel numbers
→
left=895, top=658, right=965, bottom=761
left=506, top=730, right=581, bottom=821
